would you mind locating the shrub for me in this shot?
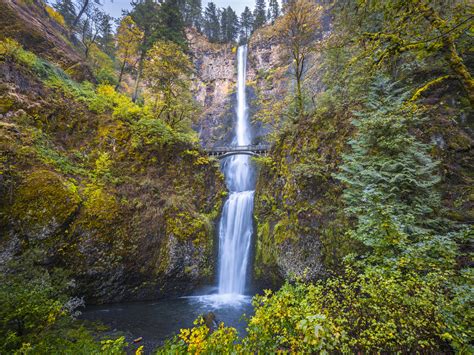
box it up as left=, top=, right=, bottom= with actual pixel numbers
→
left=157, top=317, right=241, bottom=354
left=0, top=250, right=127, bottom=354
left=45, top=5, right=66, bottom=27
left=0, top=38, right=37, bottom=67
left=88, top=44, right=117, bottom=85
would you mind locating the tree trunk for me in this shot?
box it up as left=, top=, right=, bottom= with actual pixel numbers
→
left=116, top=60, right=126, bottom=90
left=84, top=44, right=90, bottom=58
left=444, top=36, right=474, bottom=107
left=132, top=68, right=141, bottom=102
left=72, top=0, right=89, bottom=28
left=420, top=3, right=474, bottom=106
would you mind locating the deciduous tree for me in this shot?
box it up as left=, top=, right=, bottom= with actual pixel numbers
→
left=143, top=41, right=199, bottom=129
left=337, top=0, right=474, bottom=106
left=79, top=6, right=108, bottom=58
left=116, top=16, right=144, bottom=89
left=277, top=0, right=322, bottom=118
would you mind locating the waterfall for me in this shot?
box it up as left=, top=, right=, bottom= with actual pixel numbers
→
left=217, top=45, right=255, bottom=296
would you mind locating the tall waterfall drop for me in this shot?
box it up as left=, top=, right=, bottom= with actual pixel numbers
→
left=217, top=45, right=255, bottom=296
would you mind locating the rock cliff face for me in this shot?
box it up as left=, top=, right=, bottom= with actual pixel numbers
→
left=187, top=27, right=287, bottom=147
left=247, top=27, right=288, bottom=144
left=0, top=0, right=94, bottom=81
left=187, top=26, right=331, bottom=288
left=187, top=29, right=237, bottom=147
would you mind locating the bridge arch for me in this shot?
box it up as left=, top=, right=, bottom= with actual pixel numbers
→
left=205, top=144, right=270, bottom=159
left=213, top=151, right=259, bottom=159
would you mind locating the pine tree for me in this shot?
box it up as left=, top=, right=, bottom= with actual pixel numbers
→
left=203, top=2, right=220, bottom=42
left=54, top=0, right=76, bottom=27
left=129, top=0, right=161, bottom=52
left=220, top=7, right=228, bottom=42
left=253, top=0, right=267, bottom=31
left=240, top=6, right=254, bottom=42
left=268, top=0, right=280, bottom=23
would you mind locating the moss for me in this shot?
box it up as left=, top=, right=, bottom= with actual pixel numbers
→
left=0, top=96, right=15, bottom=114
left=165, top=208, right=212, bottom=245
left=447, top=131, right=471, bottom=151
left=80, top=183, right=119, bottom=229
left=11, top=169, right=81, bottom=232
left=34, top=136, right=89, bottom=176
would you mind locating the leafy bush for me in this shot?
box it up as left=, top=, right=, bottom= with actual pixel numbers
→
left=0, top=38, right=37, bottom=67
left=45, top=5, right=66, bottom=27
left=0, top=250, right=127, bottom=354
left=157, top=317, right=241, bottom=354
left=89, top=84, right=144, bottom=122
left=131, top=117, right=175, bottom=149
left=88, top=44, right=117, bottom=85
left=159, top=259, right=472, bottom=353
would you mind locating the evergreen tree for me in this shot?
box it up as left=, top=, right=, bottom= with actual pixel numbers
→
left=181, top=0, right=202, bottom=30
left=98, top=13, right=114, bottom=56
left=220, top=6, right=238, bottom=43
left=54, top=0, right=76, bottom=27
left=156, top=0, right=186, bottom=46
left=203, top=2, right=220, bottom=42
left=240, top=6, right=254, bottom=42
left=220, top=7, right=228, bottom=42
left=337, top=77, right=446, bottom=266
left=129, top=0, right=161, bottom=52
left=253, top=0, right=267, bottom=31
left=268, top=0, right=280, bottom=23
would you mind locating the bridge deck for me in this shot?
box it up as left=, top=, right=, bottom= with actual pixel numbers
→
left=205, top=144, right=271, bottom=158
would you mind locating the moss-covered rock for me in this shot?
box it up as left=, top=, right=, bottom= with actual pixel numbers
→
left=10, top=169, right=80, bottom=239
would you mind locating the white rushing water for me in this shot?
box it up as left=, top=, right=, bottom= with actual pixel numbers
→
left=217, top=45, right=255, bottom=297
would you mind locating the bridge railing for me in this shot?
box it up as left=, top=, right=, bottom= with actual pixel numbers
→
left=205, top=144, right=271, bottom=153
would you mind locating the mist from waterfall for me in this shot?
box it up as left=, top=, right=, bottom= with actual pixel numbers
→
left=217, top=45, right=255, bottom=296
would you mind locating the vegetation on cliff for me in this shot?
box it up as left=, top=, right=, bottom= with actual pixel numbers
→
left=0, top=0, right=472, bottom=353
left=0, top=13, right=223, bottom=350
left=159, top=0, right=473, bottom=353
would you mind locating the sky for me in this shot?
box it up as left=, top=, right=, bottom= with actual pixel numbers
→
left=103, top=1, right=256, bottom=20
